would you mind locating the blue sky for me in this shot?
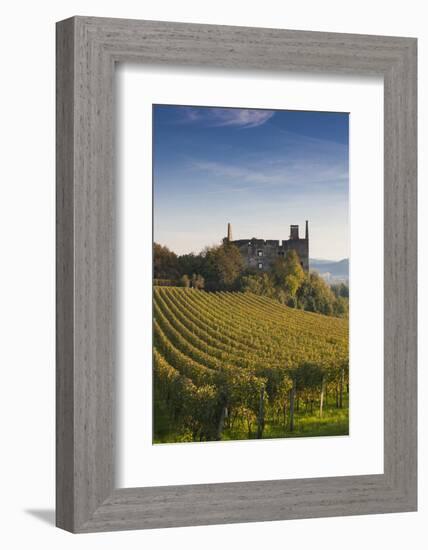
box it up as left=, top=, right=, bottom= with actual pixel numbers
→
left=153, top=105, right=349, bottom=260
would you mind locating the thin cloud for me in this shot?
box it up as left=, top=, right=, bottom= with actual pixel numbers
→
left=192, top=160, right=273, bottom=184
left=191, top=158, right=348, bottom=190
left=181, top=107, right=274, bottom=128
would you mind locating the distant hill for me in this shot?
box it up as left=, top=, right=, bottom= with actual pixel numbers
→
left=310, top=258, right=349, bottom=283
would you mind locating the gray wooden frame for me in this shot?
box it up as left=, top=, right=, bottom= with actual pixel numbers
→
left=56, top=16, right=417, bottom=533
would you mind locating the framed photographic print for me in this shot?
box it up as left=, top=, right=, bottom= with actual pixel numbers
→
left=56, top=17, right=417, bottom=532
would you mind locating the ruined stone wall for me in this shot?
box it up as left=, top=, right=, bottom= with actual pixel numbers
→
left=232, top=236, right=309, bottom=273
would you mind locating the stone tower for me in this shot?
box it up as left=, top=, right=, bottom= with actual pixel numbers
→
left=227, top=222, right=233, bottom=242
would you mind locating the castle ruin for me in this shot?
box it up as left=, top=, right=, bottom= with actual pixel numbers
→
left=224, top=221, right=309, bottom=272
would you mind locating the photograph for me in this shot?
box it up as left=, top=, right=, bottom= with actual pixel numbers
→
left=152, top=104, right=350, bottom=444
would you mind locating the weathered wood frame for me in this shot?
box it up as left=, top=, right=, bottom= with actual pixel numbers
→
left=56, top=16, right=417, bottom=533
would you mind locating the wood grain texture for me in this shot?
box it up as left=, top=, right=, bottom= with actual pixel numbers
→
left=56, top=18, right=75, bottom=532
left=56, top=16, right=417, bottom=533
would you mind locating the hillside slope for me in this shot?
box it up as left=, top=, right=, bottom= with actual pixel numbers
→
left=153, top=287, right=349, bottom=442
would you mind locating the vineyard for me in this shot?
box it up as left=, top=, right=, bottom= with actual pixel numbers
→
left=153, top=286, right=349, bottom=443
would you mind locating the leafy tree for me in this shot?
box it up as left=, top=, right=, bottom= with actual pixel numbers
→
left=191, top=273, right=205, bottom=290
left=153, top=243, right=180, bottom=280
left=240, top=272, right=275, bottom=298
left=271, top=250, right=306, bottom=304
left=201, top=242, right=244, bottom=290
left=178, top=253, right=205, bottom=278
left=272, top=250, right=305, bottom=287
left=333, top=296, right=349, bottom=318
left=331, top=282, right=349, bottom=299
left=284, top=274, right=300, bottom=297
left=180, top=274, right=190, bottom=288
left=297, top=272, right=336, bottom=316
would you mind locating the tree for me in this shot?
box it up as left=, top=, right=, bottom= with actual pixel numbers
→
left=180, top=274, right=190, bottom=288
left=333, top=296, right=349, bottom=318
left=178, top=253, right=204, bottom=278
left=240, top=272, right=275, bottom=298
left=201, top=242, right=244, bottom=290
left=191, top=273, right=205, bottom=290
left=270, top=250, right=306, bottom=305
left=284, top=274, right=301, bottom=297
left=272, top=250, right=305, bottom=287
left=297, top=272, right=336, bottom=316
left=153, top=243, right=180, bottom=280
left=331, top=282, right=349, bottom=299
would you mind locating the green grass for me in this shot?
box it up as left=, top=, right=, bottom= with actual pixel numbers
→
left=153, top=394, right=349, bottom=444
left=225, top=397, right=348, bottom=441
